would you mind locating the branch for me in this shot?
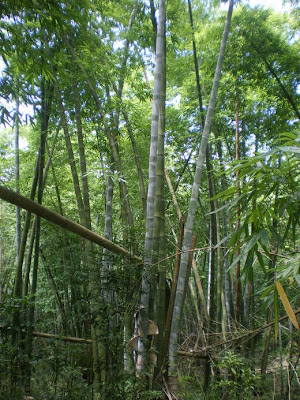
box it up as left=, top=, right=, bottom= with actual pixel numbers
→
left=0, top=326, right=92, bottom=344
left=177, top=308, right=300, bottom=357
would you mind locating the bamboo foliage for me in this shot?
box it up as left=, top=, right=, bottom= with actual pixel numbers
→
left=0, top=1, right=299, bottom=398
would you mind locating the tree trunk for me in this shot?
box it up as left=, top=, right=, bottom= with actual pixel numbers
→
left=64, top=39, right=135, bottom=241
left=72, top=80, right=112, bottom=387
left=207, top=155, right=217, bottom=328
left=138, top=0, right=166, bottom=375
left=163, top=216, right=184, bottom=362
left=73, top=82, right=91, bottom=227
left=55, top=75, right=105, bottom=391
left=234, top=95, right=241, bottom=325
left=168, top=0, right=234, bottom=389
left=188, top=0, right=219, bottom=336
left=0, top=202, right=2, bottom=305
left=14, top=93, right=21, bottom=262
left=149, top=0, right=157, bottom=51
left=215, top=127, right=233, bottom=332
left=215, top=197, right=223, bottom=335
left=12, top=154, right=39, bottom=343
left=152, top=16, right=166, bottom=376
left=114, top=6, right=136, bottom=127
left=122, top=110, right=147, bottom=218
left=25, top=79, right=51, bottom=392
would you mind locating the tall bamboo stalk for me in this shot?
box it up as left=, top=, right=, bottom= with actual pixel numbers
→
left=14, top=93, right=21, bottom=262
left=64, top=39, right=135, bottom=238
left=138, top=0, right=166, bottom=373
left=71, top=79, right=109, bottom=387
left=25, top=78, right=51, bottom=391
left=215, top=128, right=233, bottom=332
left=122, top=110, right=147, bottom=217
left=152, top=13, right=166, bottom=375
left=168, top=0, right=234, bottom=389
left=234, top=94, right=241, bottom=325
left=188, top=0, right=219, bottom=335
left=163, top=217, right=184, bottom=362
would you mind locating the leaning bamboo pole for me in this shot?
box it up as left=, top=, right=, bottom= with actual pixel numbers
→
left=0, top=185, right=141, bottom=263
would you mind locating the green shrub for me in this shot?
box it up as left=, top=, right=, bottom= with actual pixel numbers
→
left=210, top=351, right=261, bottom=399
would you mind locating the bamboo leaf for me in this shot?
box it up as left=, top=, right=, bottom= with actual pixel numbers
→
left=243, top=248, right=255, bottom=277
left=278, top=132, right=297, bottom=141
left=278, top=146, right=300, bottom=154
left=275, top=281, right=300, bottom=330
left=255, top=249, right=267, bottom=276
left=208, top=202, right=229, bottom=215
left=260, top=229, right=269, bottom=248
left=269, top=226, right=282, bottom=244
left=215, top=232, right=232, bottom=249
left=259, top=284, right=274, bottom=299
left=228, top=226, right=245, bottom=249
left=210, top=186, right=237, bottom=201
left=227, top=233, right=261, bottom=271
left=258, top=242, right=272, bottom=260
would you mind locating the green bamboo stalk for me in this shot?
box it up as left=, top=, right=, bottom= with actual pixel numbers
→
left=168, top=0, right=234, bottom=389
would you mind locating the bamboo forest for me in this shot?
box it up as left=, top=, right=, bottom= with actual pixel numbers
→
left=0, top=0, right=299, bottom=398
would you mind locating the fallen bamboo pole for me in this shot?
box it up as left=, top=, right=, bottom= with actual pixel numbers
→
left=2, top=309, right=298, bottom=351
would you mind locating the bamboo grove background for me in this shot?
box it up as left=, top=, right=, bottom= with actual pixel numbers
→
left=0, top=0, right=299, bottom=398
